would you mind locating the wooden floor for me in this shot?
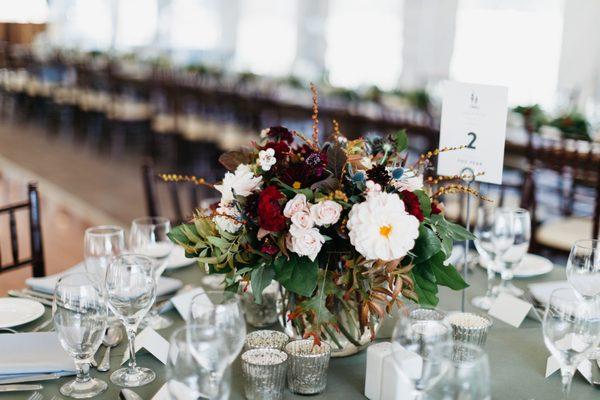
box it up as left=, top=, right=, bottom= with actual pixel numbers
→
left=0, top=120, right=147, bottom=294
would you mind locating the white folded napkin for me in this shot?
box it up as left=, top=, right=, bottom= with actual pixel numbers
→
left=528, top=281, right=570, bottom=305
left=0, top=332, right=75, bottom=378
left=25, top=263, right=183, bottom=297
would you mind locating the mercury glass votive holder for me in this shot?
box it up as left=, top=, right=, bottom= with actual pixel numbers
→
left=285, top=339, right=331, bottom=395
left=245, top=330, right=290, bottom=351
left=241, top=348, right=288, bottom=400
left=447, top=312, right=493, bottom=346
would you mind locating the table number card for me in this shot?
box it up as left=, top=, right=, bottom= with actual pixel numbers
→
left=437, top=81, right=508, bottom=184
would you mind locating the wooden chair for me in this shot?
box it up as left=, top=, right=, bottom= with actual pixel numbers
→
left=0, top=183, right=45, bottom=277
left=522, top=135, right=600, bottom=254
left=141, top=164, right=219, bottom=225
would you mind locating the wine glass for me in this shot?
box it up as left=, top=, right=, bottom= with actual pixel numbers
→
left=566, top=239, right=600, bottom=301
left=542, top=287, right=600, bottom=399
left=493, top=208, right=527, bottom=296
left=129, top=216, right=174, bottom=329
left=189, top=291, right=246, bottom=365
left=391, top=306, right=453, bottom=399
left=84, top=225, right=125, bottom=285
left=53, top=273, right=108, bottom=398
left=472, top=203, right=498, bottom=310
left=428, top=342, right=491, bottom=400
left=105, top=254, right=157, bottom=387
left=168, top=325, right=231, bottom=400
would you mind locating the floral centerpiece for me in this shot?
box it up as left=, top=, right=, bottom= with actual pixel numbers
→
left=164, top=88, right=474, bottom=356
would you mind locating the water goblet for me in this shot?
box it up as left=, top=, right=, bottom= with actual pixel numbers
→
left=168, top=325, right=231, bottom=400
left=494, top=208, right=530, bottom=296
left=189, top=290, right=247, bottom=364
left=391, top=306, right=453, bottom=399
left=105, top=254, right=157, bottom=387
left=542, top=287, right=600, bottom=399
left=472, top=203, right=498, bottom=310
left=566, top=239, right=600, bottom=301
left=84, top=225, right=125, bottom=285
left=53, top=273, right=108, bottom=398
left=129, top=216, right=174, bottom=329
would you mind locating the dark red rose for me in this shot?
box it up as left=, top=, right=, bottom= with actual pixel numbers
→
left=258, top=186, right=286, bottom=231
left=400, top=190, right=424, bottom=222
left=266, top=126, right=294, bottom=143
left=431, top=201, right=442, bottom=215
left=263, top=140, right=290, bottom=159
left=260, top=244, right=279, bottom=256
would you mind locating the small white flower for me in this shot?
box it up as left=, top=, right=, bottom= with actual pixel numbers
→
left=260, top=128, right=270, bottom=138
left=310, top=200, right=342, bottom=226
left=347, top=191, right=420, bottom=261
left=258, top=148, right=277, bottom=171
left=365, top=180, right=382, bottom=195
left=213, top=202, right=242, bottom=233
left=283, top=193, right=308, bottom=218
left=214, top=164, right=262, bottom=202
left=291, top=210, right=314, bottom=230
left=286, top=225, right=324, bottom=261
left=393, top=174, right=423, bottom=192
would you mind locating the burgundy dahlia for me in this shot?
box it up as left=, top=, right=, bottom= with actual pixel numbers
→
left=400, top=190, right=424, bottom=222
left=257, top=185, right=286, bottom=231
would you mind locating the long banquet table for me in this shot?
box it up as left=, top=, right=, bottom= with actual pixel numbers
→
left=2, top=261, right=599, bottom=400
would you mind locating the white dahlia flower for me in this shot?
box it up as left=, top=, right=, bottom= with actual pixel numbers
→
left=347, top=191, right=420, bottom=261
left=214, top=164, right=262, bottom=202
left=393, top=174, right=423, bottom=192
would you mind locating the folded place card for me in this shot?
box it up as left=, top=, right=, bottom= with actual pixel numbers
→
left=380, top=352, right=416, bottom=400
left=152, top=382, right=169, bottom=400
left=365, top=342, right=392, bottom=400
left=171, top=287, right=208, bottom=321
left=488, top=292, right=532, bottom=328
left=545, top=356, right=592, bottom=384
left=121, top=327, right=169, bottom=365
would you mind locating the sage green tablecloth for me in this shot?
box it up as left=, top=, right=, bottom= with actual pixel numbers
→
left=2, top=262, right=599, bottom=400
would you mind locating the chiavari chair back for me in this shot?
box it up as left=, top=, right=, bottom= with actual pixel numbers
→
left=0, top=183, right=45, bottom=277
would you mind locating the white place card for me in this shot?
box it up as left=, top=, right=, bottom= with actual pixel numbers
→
left=171, top=287, right=207, bottom=321
left=545, top=356, right=592, bottom=384
left=488, top=292, right=532, bottom=328
left=380, top=353, right=416, bottom=400
left=365, top=342, right=392, bottom=400
left=121, top=327, right=169, bottom=365
left=152, top=382, right=169, bottom=400
left=437, top=81, right=508, bottom=184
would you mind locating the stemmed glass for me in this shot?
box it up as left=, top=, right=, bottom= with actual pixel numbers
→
left=391, top=306, right=453, bottom=399
left=428, top=342, right=491, bottom=400
left=105, top=254, right=157, bottom=387
left=494, top=208, right=530, bottom=297
left=566, top=239, right=600, bottom=302
left=84, top=225, right=125, bottom=285
left=168, top=325, right=231, bottom=400
left=542, top=288, right=600, bottom=399
left=472, top=204, right=498, bottom=310
left=188, top=291, right=247, bottom=365
left=53, top=273, right=108, bottom=398
left=129, top=216, right=174, bottom=329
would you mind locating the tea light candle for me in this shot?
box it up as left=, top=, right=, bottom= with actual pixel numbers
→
left=447, top=312, right=493, bottom=346
left=241, top=348, right=288, bottom=400
left=244, top=330, right=289, bottom=351
left=285, top=339, right=331, bottom=395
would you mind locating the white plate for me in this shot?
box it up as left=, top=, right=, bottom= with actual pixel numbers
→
left=165, top=246, right=196, bottom=270
left=0, top=298, right=45, bottom=328
left=478, top=253, right=554, bottom=278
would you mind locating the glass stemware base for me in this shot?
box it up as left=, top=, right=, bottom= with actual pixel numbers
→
left=110, top=366, right=156, bottom=387
left=471, top=295, right=493, bottom=310
left=495, top=282, right=523, bottom=297
left=60, top=377, right=107, bottom=398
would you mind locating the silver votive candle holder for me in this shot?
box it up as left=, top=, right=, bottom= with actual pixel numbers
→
left=285, top=339, right=331, bottom=395
left=241, top=283, right=280, bottom=328
left=447, top=312, right=493, bottom=346
left=241, top=348, right=288, bottom=400
left=245, top=330, right=290, bottom=351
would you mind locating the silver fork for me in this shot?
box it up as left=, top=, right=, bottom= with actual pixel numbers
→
left=31, top=318, right=54, bottom=333
left=27, top=392, right=43, bottom=400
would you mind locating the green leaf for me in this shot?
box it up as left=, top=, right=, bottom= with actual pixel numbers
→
left=167, top=224, right=194, bottom=245
left=445, top=221, right=475, bottom=241
left=412, top=225, right=441, bottom=263
left=412, top=269, right=439, bottom=306
left=414, top=190, right=432, bottom=217
left=207, top=236, right=230, bottom=250
left=250, top=264, right=275, bottom=304
left=393, top=130, right=408, bottom=153
left=429, top=252, right=469, bottom=290
left=273, top=255, right=318, bottom=297
left=301, top=294, right=335, bottom=325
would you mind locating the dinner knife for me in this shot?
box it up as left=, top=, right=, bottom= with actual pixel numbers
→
left=7, top=290, right=53, bottom=307
left=0, top=373, right=61, bottom=385
left=0, top=384, right=43, bottom=392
